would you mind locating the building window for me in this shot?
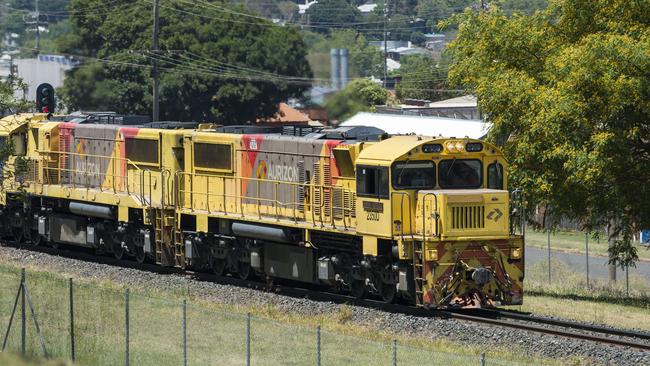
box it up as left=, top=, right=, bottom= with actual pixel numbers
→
left=194, top=143, right=232, bottom=171
left=356, top=165, right=389, bottom=199
left=125, top=138, right=159, bottom=165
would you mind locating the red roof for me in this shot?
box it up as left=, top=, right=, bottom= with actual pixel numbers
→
left=257, top=103, right=311, bottom=124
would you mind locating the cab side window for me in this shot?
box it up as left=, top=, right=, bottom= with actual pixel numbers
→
left=356, top=166, right=389, bottom=199
left=487, top=162, right=504, bottom=189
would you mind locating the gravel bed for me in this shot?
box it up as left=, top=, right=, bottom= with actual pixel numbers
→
left=0, top=245, right=647, bottom=365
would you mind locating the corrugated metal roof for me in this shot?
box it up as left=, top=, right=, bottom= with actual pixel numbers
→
left=340, top=112, right=490, bottom=139
left=428, top=95, right=478, bottom=108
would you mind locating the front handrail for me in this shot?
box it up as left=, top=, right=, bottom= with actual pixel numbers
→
left=421, top=192, right=440, bottom=242
left=510, top=188, right=525, bottom=236
left=390, top=191, right=414, bottom=243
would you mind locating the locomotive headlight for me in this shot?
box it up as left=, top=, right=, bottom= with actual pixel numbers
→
left=455, top=142, right=464, bottom=151
left=511, top=248, right=522, bottom=259
left=446, top=142, right=456, bottom=152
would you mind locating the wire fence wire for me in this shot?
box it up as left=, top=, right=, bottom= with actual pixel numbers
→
left=0, top=267, right=543, bottom=366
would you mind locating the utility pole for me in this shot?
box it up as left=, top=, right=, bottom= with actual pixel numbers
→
left=152, top=0, right=160, bottom=122
left=383, top=0, right=388, bottom=88
left=24, top=0, right=45, bottom=54
left=35, top=0, right=40, bottom=52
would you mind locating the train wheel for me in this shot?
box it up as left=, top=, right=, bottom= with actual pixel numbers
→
left=113, top=242, right=125, bottom=260
left=210, top=257, right=227, bottom=276
left=350, top=279, right=367, bottom=299
left=237, top=261, right=251, bottom=280
left=380, top=283, right=396, bottom=303
left=11, top=226, right=25, bottom=244
left=134, top=246, right=146, bottom=264
left=31, top=231, right=43, bottom=246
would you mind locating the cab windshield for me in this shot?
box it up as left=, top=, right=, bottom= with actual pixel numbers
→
left=392, top=161, right=436, bottom=189
left=438, top=159, right=482, bottom=189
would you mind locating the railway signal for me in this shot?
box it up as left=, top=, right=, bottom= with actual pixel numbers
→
left=36, top=83, right=55, bottom=113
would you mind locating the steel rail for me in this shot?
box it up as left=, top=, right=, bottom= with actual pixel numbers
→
left=442, top=310, right=650, bottom=351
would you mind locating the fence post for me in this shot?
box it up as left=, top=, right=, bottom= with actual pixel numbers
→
left=316, top=326, right=321, bottom=366
left=21, top=268, right=25, bottom=356
left=626, top=266, right=629, bottom=297
left=392, top=339, right=397, bottom=366
left=246, top=313, right=251, bottom=366
left=69, top=278, right=75, bottom=362
left=585, top=232, right=590, bottom=288
left=547, top=230, right=551, bottom=283
left=480, top=352, right=486, bottom=366
left=182, top=300, right=187, bottom=366
left=125, top=289, right=130, bottom=366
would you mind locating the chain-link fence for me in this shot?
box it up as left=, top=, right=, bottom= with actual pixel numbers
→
left=524, top=228, right=650, bottom=298
left=0, top=267, right=542, bottom=365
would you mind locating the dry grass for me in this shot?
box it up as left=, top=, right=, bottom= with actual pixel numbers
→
left=0, top=261, right=570, bottom=366
left=505, top=260, right=650, bottom=331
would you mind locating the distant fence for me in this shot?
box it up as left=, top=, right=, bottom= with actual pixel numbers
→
left=0, top=267, right=533, bottom=366
left=525, top=228, right=650, bottom=298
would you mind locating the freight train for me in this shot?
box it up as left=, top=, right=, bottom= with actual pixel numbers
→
left=0, top=112, right=524, bottom=308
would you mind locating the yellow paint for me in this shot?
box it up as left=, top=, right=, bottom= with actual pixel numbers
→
left=362, top=236, right=378, bottom=256
left=196, top=214, right=208, bottom=232
left=118, top=205, right=129, bottom=222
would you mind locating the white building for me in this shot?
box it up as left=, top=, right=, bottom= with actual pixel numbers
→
left=13, top=54, right=77, bottom=100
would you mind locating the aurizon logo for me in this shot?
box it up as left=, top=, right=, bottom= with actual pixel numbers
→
left=256, top=160, right=267, bottom=179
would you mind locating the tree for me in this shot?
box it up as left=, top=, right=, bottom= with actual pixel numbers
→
left=445, top=0, right=650, bottom=272
left=325, top=78, right=389, bottom=122
left=396, top=54, right=456, bottom=102
left=58, top=0, right=312, bottom=123
left=307, top=0, right=360, bottom=34
left=496, top=0, right=548, bottom=15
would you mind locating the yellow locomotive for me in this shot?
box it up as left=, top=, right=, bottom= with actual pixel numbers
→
left=0, top=112, right=524, bottom=308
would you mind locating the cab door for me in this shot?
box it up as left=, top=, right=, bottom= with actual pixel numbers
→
left=355, top=165, right=391, bottom=239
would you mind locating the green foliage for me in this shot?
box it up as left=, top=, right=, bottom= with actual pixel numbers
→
left=325, top=78, right=388, bottom=122
left=410, top=31, right=426, bottom=46
left=446, top=0, right=650, bottom=265
left=0, top=78, right=33, bottom=114
left=496, top=0, right=548, bottom=15
left=58, top=0, right=312, bottom=124
left=395, top=54, right=456, bottom=101
left=307, top=0, right=360, bottom=34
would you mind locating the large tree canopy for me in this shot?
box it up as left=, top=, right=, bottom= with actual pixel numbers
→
left=446, top=0, right=650, bottom=265
left=58, top=0, right=312, bottom=123
left=395, top=54, right=456, bottom=102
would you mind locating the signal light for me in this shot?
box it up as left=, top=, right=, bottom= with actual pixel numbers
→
left=36, top=83, right=55, bottom=114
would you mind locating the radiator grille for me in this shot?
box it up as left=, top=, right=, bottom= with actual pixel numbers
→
left=451, top=205, right=485, bottom=229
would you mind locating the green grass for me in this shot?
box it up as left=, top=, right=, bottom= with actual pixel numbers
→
left=525, top=229, right=650, bottom=261
left=0, top=353, right=70, bottom=366
left=0, top=263, right=572, bottom=366
left=505, top=259, right=650, bottom=331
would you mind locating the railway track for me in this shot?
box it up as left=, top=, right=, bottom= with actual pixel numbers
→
left=7, top=241, right=650, bottom=352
